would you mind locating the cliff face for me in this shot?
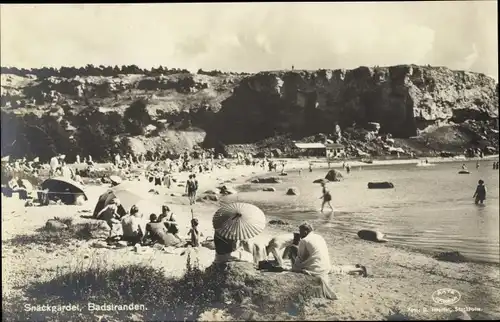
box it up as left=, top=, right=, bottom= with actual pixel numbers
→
left=208, top=65, right=498, bottom=144
left=1, top=65, right=498, bottom=161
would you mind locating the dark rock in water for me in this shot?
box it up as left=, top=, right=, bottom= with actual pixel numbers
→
left=263, top=187, right=276, bottom=192
left=279, top=172, right=288, bottom=176
left=313, top=178, right=329, bottom=184
left=325, top=170, right=343, bottom=182
left=367, top=182, right=394, bottom=189
left=433, top=251, right=468, bottom=263
left=178, top=184, right=185, bottom=187
left=286, top=187, right=299, bottom=196
left=458, top=170, right=470, bottom=174
left=148, top=189, right=160, bottom=195
left=204, top=189, right=220, bottom=195
left=251, top=177, right=282, bottom=184
left=269, top=219, right=289, bottom=225
left=45, top=219, right=68, bottom=231
left=357, top=230, right=388, bottom=242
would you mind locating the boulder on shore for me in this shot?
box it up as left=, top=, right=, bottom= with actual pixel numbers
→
left=286, top=187, right=300, bottom=196
left=263, top=187, right=276, bottom=192
left=313, top=178, right=329, bottom=184
left=269, top=219, right=289, bottom=226
left=198, top=194, right=220, bottom=202
left=251, top=177, right=282, bottom=184
left=367, top=182, right=394, bottom=189
left=219, top=185, right=237, bottom=195
left=204, top=189, right=220, bottom=195
left=357, top=230, right=388, bottom=243
left=325, top=170, right=343, bottom=182
left=432, top=251, right=467, bottom=263
left=45, top=219, right=68, bottom=231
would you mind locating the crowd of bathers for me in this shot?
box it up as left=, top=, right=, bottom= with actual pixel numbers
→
left=95, top=199, right=203, bottom=249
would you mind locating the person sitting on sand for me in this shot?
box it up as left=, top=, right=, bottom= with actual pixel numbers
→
left=320, top=182, right=334, bottom=213
left=142, top=214, right=184, bottom=247
left=158, top=205, right=177, bottom=229
left=292, top=223, right=367, bottom=277
left=96, top=198, right=122, bottom=240
left=263, top=233, right=300, bottom=267
left=473, top=179, right=487, bottom=205
left=280, top=233, right=301, bottom=266
left=462, top=163, right=467, bottom=170
left=121, top=205, right=146, bottom=245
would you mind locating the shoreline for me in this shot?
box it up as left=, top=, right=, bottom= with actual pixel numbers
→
left=2, top=159, right=500, bottom=320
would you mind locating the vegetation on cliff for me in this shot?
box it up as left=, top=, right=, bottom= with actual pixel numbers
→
left=1, top=64, right=498, bottom=161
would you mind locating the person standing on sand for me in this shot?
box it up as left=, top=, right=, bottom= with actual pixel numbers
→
left=186, top=218, right=203, bottom=247
left=309, top=163, right=313, bottom=172
left=186, top=174, right=195, bottom=205
left=476, top=161, right=480, bottom=169
left=346, top=163, right=351, bottom=174
left=473, top=180, right=487, bottom=205
left=319, top=182, right=334, bottom=213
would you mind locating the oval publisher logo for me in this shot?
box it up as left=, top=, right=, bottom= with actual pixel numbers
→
left=432, top=288, right=461, bottom=305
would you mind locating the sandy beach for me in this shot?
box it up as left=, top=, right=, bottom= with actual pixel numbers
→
left=2, top=158, right=499, bottom=320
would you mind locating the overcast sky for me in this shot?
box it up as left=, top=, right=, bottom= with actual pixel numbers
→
left=1, top=2, right=497, bottom=79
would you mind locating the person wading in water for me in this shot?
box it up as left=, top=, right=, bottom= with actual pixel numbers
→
left=319, top=182, right=334, bottom=213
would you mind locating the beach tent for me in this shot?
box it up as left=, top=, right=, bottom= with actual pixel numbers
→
left=41, top=177, right=88, bottom=205
left=93, top=181, right=152, bottom=217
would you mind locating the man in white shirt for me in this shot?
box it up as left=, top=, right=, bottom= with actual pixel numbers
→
left=292, top=222, right=368, bottom=277
left=292, top=223, right=331, bottom=277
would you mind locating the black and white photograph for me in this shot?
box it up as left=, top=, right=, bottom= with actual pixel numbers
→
left=1, top=2, right=498, bottom=321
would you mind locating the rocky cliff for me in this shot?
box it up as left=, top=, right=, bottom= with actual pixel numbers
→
left=1, top=65, right=498, bottom=161
left=207, top=65, right=498, bottom=145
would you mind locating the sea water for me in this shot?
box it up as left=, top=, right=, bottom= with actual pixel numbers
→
left=227, top=160, right=499, bottom=264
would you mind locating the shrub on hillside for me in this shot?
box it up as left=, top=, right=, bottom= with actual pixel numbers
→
left=3, top=254, right=326, bottom=321
left=123, top=99, right=152, bottom=136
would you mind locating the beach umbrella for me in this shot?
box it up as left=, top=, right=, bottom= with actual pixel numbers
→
left=106, top=182, right=151, bottom=211
left=212, top=202, right=266, bottom=241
